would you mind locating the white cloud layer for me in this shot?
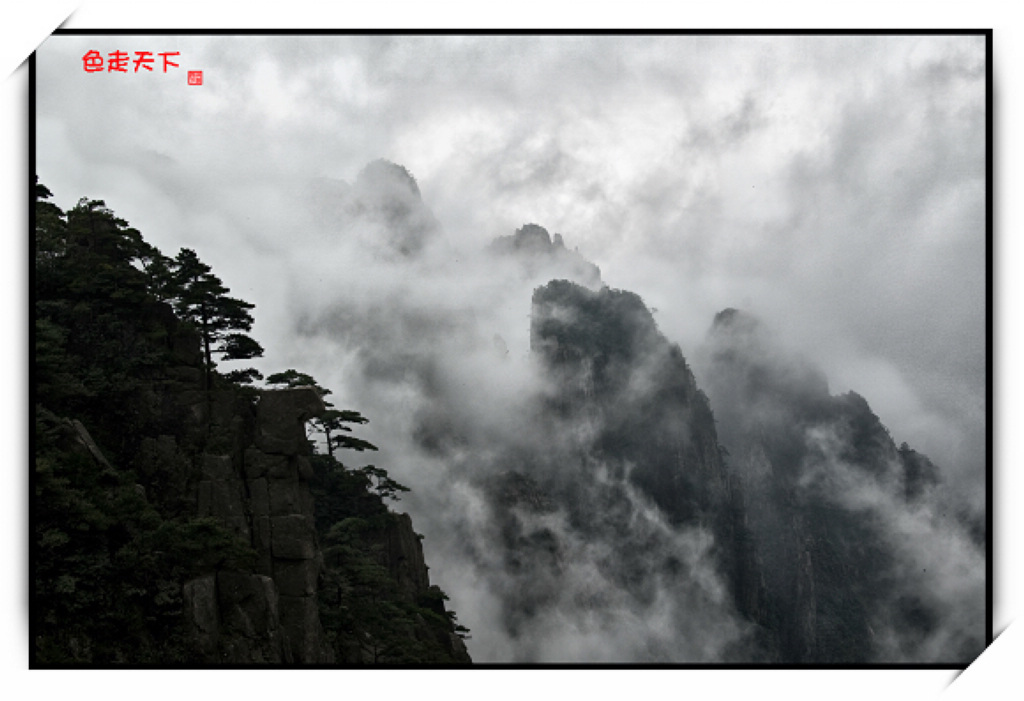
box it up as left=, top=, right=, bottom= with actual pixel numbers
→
left=34, top=33, right=987, bottom=662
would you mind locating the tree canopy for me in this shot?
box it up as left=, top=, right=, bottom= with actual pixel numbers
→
left=32, top=179, right=468, bottom=665
left=266, top=370, right=379, bottom=457
left=170, top=247, right=264, bottom=387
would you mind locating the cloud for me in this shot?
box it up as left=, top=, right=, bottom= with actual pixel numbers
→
left=698, top=307, right=984, bottom=663
left=34, top=34, right=986, bottom=663
left=799, top=423, right=985, bottom=662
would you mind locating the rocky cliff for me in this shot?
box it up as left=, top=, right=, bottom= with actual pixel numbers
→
left=181, top=385, right=333, bottom=663
left=448, top=276, right=982, bottom=663
left=34, top=301, right=469, bottom=665
left=35, top=169, right=983, bottom=665
left=444, top=279, right=754, bottom=661
left=700, top=307, right=984, bottom=662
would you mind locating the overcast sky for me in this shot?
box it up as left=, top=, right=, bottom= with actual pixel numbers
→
left=1, top=0, right=1019, bottom=688
left=35, top=34, right=986, bottom=507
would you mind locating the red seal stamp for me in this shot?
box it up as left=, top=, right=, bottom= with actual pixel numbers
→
left=188, top=70, right=203, bottom=86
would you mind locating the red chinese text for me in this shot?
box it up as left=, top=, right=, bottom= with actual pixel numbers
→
left=133, top=51, right=154, bottom=72
left=107, top=50, right=129, bottom=72
left=82, top=50, right=184, bottom=74
left=82, top=50, right=103, bottom=72
left=160, top=52, right=180, bottom=71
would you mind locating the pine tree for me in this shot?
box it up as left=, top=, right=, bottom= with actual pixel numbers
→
left=35, top=187, right=166, bottom=415
left=266, top=370, right=379, bottom=457
left=169, top=248, right=264, bottom=388
left=32, top=182, right=258, bottom=663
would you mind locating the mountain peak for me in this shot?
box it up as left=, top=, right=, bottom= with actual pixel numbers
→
left=489, top=224, right=602, bottom=288
left=710, top=307, right=762, bottom=336
left=512, top=223, right=552, bottom=248
left=345, top=159, right=439, bottom=257
left=354, top=159, right=422, bottom=200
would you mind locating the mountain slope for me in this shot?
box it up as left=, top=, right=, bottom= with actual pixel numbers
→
left=700, top=307, right=985, bottom=662
left=32, top=181, right=469, bottom=665
left=288, top=160, right=985, bottom=664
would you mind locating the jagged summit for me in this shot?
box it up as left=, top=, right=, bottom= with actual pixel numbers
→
left=706, top=307, right=830, bottom=402
left=342, top=159, right=440, bottom=257
left=696, top=309, right=981, bottom=662
left=504, top=224, right=568, bottom=252
left=709, top=307, right=766, bottom=340
left=490, top=224, right=602, bottom=288
left=355, top=158, right=422, bottom=200
left=711, top=307, right=747, bottom=329
left=507, top=223, right=555, bottom=250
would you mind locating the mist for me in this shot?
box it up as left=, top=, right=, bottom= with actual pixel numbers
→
left=696, top=309, right=984, bottom=662
left=34, top=33, right=987, bottom=663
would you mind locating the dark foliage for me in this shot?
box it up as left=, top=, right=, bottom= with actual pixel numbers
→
left=266, top=370, right=380, bottom=457
left=31, top=180, right=466, bottom=665
left=310, top=453, right=469, bottom=663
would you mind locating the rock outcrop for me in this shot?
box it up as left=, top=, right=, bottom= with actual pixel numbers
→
left=169, top=375, right=469, bottom=664
left=174, top=384, right=334, bottom=663
left=699, top=307, right=985, bottom=662
left=348, top=159, right=442, bottom=258
left=36, top=313, right=467, bottom=664
left=453, top=280, right=753, bottom=661
left=490, top=224, right=602, bottom=288
left=31, top=177, right=470, bottom=666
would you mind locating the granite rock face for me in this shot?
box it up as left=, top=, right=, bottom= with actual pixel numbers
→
left=33, top=180, right=471, bottom=665
left=182, top=386, right=334, bottom=663
left=157, top=372, right=469, bottom=664
left=48, top=329, right=473, bottom=666
left=699, top=308, right=985, bottom=662
left=451, top=280, right=751, bottom=661
left=379, top=513, right=432, bottom=602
